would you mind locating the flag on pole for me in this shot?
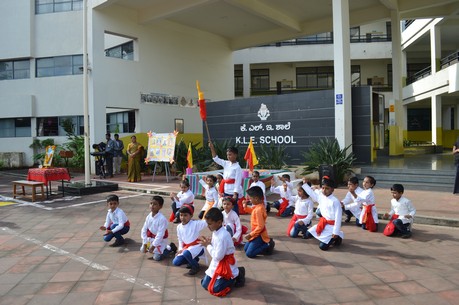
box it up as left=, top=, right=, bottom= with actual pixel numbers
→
left=244, top=138, right=259, bottom=171
left=196, top=80, right=207, bottom=121
left=186, top=143, right=193, bottom=169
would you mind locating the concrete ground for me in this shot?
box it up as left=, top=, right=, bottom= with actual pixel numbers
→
left=0, top=169, right=459, bottom=305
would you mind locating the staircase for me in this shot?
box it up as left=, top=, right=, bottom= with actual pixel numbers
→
left=356, top=167, right=455, bottom=192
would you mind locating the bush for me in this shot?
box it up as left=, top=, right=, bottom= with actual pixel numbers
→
left=257, top=143, right=289, bottom=170
left=301, top=137, right=356, bottom=185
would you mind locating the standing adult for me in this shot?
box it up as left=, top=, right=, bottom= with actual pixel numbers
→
left=209, top=142, right=242, bottom=215
left=113, top=134, right=124, bottom=175
left=453, top=136, right=459, bottom=194
left=127, top=135, right=143, bottom=182
left=105, top=133, right=115, bottom=178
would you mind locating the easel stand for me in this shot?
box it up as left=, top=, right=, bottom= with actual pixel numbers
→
left=152, top=162, right=171, bottom=182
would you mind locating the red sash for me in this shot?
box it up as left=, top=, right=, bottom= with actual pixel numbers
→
left=208, top=253, right=235, bottom=297
left=383, top=214, right=398, bottom=236
left=219, top=178, right=235, bottom=194
left=183, top=238, right=200, bottom=249
left=109, top=220, right=130, bottom=227
left=276, top=198, right=289, bottom=217
left=286, top=214, right=307, bottom=236
left=146, top=229, right=169, bottom=239
left=315, top=217, right=335, bottom=236
left=362, top=204, right=377, bottom=232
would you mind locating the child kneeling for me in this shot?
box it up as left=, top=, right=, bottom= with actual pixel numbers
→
left=200, top=208, right=245, bottom=297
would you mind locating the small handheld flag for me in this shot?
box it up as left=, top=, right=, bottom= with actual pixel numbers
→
left=186, top=143, right=193, bottom=169
left=244, top=138, right=259, bottom=171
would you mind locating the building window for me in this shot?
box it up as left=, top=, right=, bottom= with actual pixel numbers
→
left=105, top=41, right=134, bottom=60
left=0, top=118, right=31, bottom=138
left=175, top=119, right=184, bottom=133
left=234, top=65, right=243, bottom=96
left=36, top=55, right=83, bottom=77
left=106, top=111, right=135, bottom=133
left=0, top=59, right=30, bottom=80
left=35, top=0, right=83, bottom=14
left=297, top=65, right=360, bottom=89
left=251, top=69, right=269, bottom=91
left=37, top=116, right=84, bottom=136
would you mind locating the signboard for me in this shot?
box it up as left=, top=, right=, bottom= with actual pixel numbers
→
left=145, top=131, right=178, bottom=163
left=335, top=93, right=343, bottom=105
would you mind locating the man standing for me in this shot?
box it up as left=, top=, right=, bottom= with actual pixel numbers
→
left=113, top=134, right=124, bottom=175
left=105, top=133, right=115, bottom=178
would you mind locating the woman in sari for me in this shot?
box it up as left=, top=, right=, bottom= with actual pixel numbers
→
left=127, top=135, right=143, bottom=182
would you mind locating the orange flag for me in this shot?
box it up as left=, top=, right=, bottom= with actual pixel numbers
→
left=244, top=138, right=259, bottom=171
left=186, top=143, right=193, bottom=169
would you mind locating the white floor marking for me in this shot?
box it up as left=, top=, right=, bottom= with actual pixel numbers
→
left=0, top=227, right=175, bottom=294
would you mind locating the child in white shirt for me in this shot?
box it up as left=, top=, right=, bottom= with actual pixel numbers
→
left=222, top=196, right=248, bottom=246
left=172, top=204, right=207, bottom=276
left=140, top=195, right=177, bottom=261
left=270, top=177, right=294, bottom=217
left=383, top=184, right=416, bottom=238
left=287, top=182, right=314, bottom=238
left=170, top=178, right=195, bottom=223
left=352, top=176, right=378, bottom=232
left=198, top=175, right=219, bottom=219
left=340, top=177, right=363, bottom=225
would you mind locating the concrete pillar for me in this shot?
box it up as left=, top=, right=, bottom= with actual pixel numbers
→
left=401, top=50, right=407, bottom=87
left=389, top=10, right=405, bottom=156
left=332, top=0, right=352, bottom=150
left=431, top=95, right=442, bottom=146
left=430, top=26, right=441, bottom=74
left=243, top=63, right=251, bottom=98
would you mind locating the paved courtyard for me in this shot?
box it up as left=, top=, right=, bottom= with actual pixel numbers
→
left=1, top=170, right=459, bottom=305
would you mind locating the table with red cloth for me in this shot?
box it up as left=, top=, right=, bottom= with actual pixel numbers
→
left=27, top=167, right=71, bottom=198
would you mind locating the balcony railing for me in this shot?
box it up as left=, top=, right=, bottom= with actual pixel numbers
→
left=440, top=51, right=459, bottom=69
left=258, top=33, right=391, bottom=47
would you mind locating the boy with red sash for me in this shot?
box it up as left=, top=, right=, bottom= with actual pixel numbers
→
left=269, top=176, right=294, bottom=217
left=303, top=178, right=344, bottom=251
left=209, top=142, right=243, bottom=215
left=140, top=196, right=177, bottom=261
left=243, top=186, right=275, bottom=258
left=352, top=176, right=379, bottom=232
left=99, top=194, right=130, bottom=247
left=172, top=204, right=207, bottom=275
left=287, top=182, right=314, bottom=238
left=200, top=207, right=245, bottom=297
left=198, top=175, right=219, bottom=219
left=382, top=184, right=416, bottom=238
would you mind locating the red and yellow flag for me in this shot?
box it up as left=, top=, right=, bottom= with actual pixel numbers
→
left=196, top=80, right=207, bottom=121
left=244, top=138, right=258, bottom=171
left=186, top=143, right=193, bottom=169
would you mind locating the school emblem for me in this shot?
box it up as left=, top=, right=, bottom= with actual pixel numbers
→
left=257, top=103, right=270, bottom=121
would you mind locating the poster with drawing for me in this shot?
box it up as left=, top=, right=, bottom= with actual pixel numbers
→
left=145, top=131, right=178, bottom=163
left=43, top=145, right=56, bottom=167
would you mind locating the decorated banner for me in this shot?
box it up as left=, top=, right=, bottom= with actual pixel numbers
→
left=43, top=145, right=56, bottom=167
left=145, top=131, right=178, bottom=163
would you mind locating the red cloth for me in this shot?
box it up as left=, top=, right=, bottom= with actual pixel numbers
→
left=315, top=217, right=335, bottom=236
left=237, top=197, right=247, bottom=215
left=208, top=254, right=235, bottom=297
left=276, top=198, right=289, bottom=217
left=219, top=178, right=235, bottom=194
left=233, top=225, right=248, bottom=246
left=27, top=168, right=71, bottom=184
left=182, top=238, right=200, bottom=249
left=286, top=214, right=307, bottom=236
left=146, top=229, right=168, bottom=239
left=383, top=214, right=399, bottom=236
left=169, top=211, right=176, bottom=222
left=362, top=204, right=377, bottom=232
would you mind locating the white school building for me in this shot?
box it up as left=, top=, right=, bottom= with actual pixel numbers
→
left=1, top=0, right=458, bottom=169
